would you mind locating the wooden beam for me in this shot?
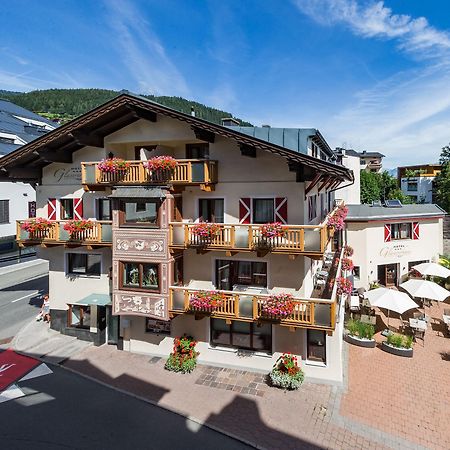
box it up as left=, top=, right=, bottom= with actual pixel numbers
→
left=318, top=176, right=332, bottom=192
left=304, top=173, right=323, bottom=196
left=240, top=144, right=256, bottom=158
left=7, top=167, right=41, bottom=179
left=35, top=148, right=73, bottom=163
left=126, top=105, right=157, bottom=122
left=192, top=126, right=215, bottom=143
left=69, top=130, right=104, bottom=148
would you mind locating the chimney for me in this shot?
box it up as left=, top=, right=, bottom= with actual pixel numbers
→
left=191, top=106, right=195, bottom=117
left=221, top=117, right=240, bottom=127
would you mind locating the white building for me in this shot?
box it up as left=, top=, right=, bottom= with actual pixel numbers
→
left=334, top=148, right=361, bottom=205
left=0, top=99, right=56, bottom=252
left=345, top=204, right=445, bottom=290
left=397, top=164, right=441, bottom=204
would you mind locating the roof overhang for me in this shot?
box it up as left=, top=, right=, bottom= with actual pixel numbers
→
left=0, top=93, right=353, bottom=184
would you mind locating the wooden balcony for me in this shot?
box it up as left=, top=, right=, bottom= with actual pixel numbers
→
left=169, top=222, right=334, bottom=257
left=81, top=159, right=218, bottom=191
left=16, top=220, right=112, bottom=247
left=168, top=287, right=336, bottom=332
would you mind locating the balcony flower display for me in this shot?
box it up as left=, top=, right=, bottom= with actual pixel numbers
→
left=190, top=222, right=221, bottom=240
left=63, top=219, right=94, bottom=236
left=341, top=257, right=354, bottom=272
left=260, top=222, right=287, bottom=239
left=21, top=218, right=52, bottom=233
left=164, top=334, right=199, bottom=373
left=97, top=157, right=130, bottom=173
left=144, top=156, right=178, bottom=171
left=343, top=245, right=354, bottom=257
left=260, top=293, right=295, bottom=319
left=327, top=204, right=348, bottom=231
left=337, top=277, right=353, bottom=296
left=269, top=353, right=305, bottom=390
left=189, top=290, right=226, bottom=312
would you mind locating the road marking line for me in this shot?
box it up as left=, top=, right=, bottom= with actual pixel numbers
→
left=11, top=291, right=40, bottom=303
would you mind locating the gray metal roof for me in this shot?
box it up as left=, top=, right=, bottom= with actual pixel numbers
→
left=346, top=204, right=446, bottom=221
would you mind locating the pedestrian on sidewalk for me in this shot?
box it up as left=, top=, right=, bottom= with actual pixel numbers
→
left=38, top=295, right=50, bottom=323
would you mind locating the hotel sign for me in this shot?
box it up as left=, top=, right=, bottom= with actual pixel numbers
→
left=379, top=244, right=412, bottom=258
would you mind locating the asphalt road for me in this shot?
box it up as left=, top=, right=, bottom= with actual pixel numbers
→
left=0, top=275, right=48, bottom=342
left=0, top=365, right=252, bottom=450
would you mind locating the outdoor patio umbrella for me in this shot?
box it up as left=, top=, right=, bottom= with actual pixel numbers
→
left=364, top=287, right=419, bottom=328
left=399, top=279, right=450, bottom=303
left=411, top=262, right=450, bottom=279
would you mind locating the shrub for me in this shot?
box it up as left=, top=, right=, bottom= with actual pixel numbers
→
left=386, top=333, right=412, bottom=349
left=347, top=318, right=359, bottom=336
left=259, top=222, right=287, bottom=239
left=164, top=335, right=199, bottom=374
left=347, top=319, right=375, bottom=340
left=260, top=293, right=295, bottom=319
left=98, top=157, right=130, bottom=173
left=269, top=353, right=304, bottom=390
left=189, top=290, right=226, bottom=312
left=144, top=156, right=178, bottom=171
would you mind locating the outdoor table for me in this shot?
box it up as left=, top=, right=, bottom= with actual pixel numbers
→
left=316, top=270, right=329, bottom=279
left=409, top=318, right=427, bottom=331
left=360, top=314, right=376, bottom=325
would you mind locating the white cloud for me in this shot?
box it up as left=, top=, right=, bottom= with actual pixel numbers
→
left=104, top=0, right=190, bottom=96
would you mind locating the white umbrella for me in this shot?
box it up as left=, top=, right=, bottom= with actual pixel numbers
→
left=400, top=279, right=450, bottom=303
left=411, top=262, right=450, bottom=279
left=364, top=287, right=419, bottom=328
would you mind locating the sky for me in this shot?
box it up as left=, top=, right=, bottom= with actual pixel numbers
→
left=1, top=0, right=450, bottom=168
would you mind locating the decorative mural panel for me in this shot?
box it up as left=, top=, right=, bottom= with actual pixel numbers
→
left=113, top=229, right=169, bottom=260
left=114, top=292, right=169, bottom=320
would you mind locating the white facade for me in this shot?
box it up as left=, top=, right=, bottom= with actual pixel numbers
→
left=400, top=176, right=434, bottom=204
left=335, top=151, right=360, bottom=205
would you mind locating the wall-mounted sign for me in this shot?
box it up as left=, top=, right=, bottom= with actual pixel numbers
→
left=379, top=244, right=412, bottom=258
left=28, top=201, right=36, bottom=218
left=52, top=167, right=82, bottom=183
left=145, top=318, right=171, bottom=334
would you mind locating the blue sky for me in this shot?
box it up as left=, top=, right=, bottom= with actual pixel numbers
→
left=1, top=0, right=450, bottom=168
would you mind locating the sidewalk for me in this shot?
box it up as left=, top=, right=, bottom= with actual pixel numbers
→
left=0, top=258, right=48, bottom=289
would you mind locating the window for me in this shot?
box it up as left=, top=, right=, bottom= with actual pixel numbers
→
left=407, top=182, right=418, bottom=192
left=173, top=255, right=184, bottom=286
left=391, top=223, right=412, bottom=240
left=186, top=143, right=209, bottom=159
left=121, top=200, right=159, bottom=226
left=69, top=305, right=91, bottom=329
left=199, top=199, right=224, bottom=223
left=67, top=253, right=101, bottom=276
left=211, top=318, right=272, bottom=352
left=97, top=199, right=112, bottom=220
left=216, top=260, right=267, bottom=290
left=121, top=262, right=159, bottom=291
left=252, top=198, right=274, bottom=223
left=60, top=199, right=74, bottom=220
left=308, top=195, right=317, bottom=222
left=0, top=200, right=9, bottom=224
left=307, top=330, right=326, bottom=363
left=353, top=266, right=360, bottom=280
left=311, top=142, right=319, bottom=159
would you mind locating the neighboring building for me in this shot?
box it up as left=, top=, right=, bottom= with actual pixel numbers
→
left=345, top=203, right=445, bottom=290
left=397, top=164, right=442, bottom=204
left=0, top=99, right=56, bottom=252
left=358, top=150, right=385, bottom=173
left=0, top=93, right=353, bottom=383
left=334, top=148, right=361, bottom=204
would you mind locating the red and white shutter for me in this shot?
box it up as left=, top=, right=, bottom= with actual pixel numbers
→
left=275, top=197, right=288, bottom=224
left=73, top=198, right=83, bottom=220
left=413, top=222, right=419, bottom=240
left=47, top=198, right=57, bottom=220
left=239, top=198, right=251, bottom=224
left=384, top=224, right=391, bottom=242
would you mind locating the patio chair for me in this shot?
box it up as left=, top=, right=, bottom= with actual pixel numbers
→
left=413, top=328, right=425, bottom=344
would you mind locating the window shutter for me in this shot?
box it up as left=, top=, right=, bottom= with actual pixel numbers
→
left=413, top=222, right=419, bottom=240
left=275, top=197, right=288, bottom=224
left=73, top=198, right=83, bottom=220
left=239, top=198, right=251, bottom=224
left=47, top=198, right=57, bottom=220
left=384, top=224, right=391, bottom=242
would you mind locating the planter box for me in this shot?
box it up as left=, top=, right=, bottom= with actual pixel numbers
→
left=381, top=341, right=413, bottom=358
left=345, top=333, right=376, bottom=348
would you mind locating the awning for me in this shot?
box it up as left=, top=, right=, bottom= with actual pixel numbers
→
left=108, top=186, right=166, bottom=199
left=73, top=293, right=111, bottom=307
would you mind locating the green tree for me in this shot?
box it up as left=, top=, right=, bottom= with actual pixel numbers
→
left=360, top=170, right=412, bottom=204
left=435, top=143, right=450, bottom=212
left=360, top=171, right=381, bottom=204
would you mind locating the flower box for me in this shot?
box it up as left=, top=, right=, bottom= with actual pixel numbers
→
left=98, top=157, right=130, bottom=173
left=21, top=218, right=53, bottom=235
left=144, top=156, right=178, bottom=181
left=269, top=353, right=304, bottom=390
left=259, top=222, right=287, bottom=239
left=345, top=334, right=376, bottom=348
left=189, top=291, right=226, bottom=312
left=190, top=222, right=221, bottom=241
left=165, top=335, right=199, bottom=373
left=260, top=293, right=295, bottom=319
left=341, top=257, right=354, bottom=272
left=63, top=219, right=94, bottom=238
left=381, top=341, right=413, bottom=358
left=337, top=277, right=352, bottom=295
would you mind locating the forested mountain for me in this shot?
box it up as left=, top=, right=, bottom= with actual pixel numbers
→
left=0, top=89, right=252, bottom=126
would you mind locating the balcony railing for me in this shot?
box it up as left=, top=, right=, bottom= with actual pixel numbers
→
left=168, top=287, right=336, bottom=331
left=81, top=159, right=218, bottom=190
left=16, top=220, right=112, bottom=246
left=169, top=222, right=334, bottom=255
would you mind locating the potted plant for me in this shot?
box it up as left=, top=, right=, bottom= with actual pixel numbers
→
left=327, top=204, right=348, bottom=231
left=190, top=222, right=221, bottom=244
left=260, top=293, right=295, bottom=320
left=189, top=290, right=226, bottom=313
left=382, top=333, right=414, bottom=357
left=144, top=156, right=178, bottom=182
left=341, top=257, right=354, bottom=272
left=255, top=222, right=287, bottom=250
left=20, top=218, right=53, bottom=238
left=343, top=245, right=354, bottom=257
left=165, top=335, right=199, bottom=373
left=98, top=157, right=130, bottom=174
left=269, top=353, right=305, bottom=390
left=337, top=277, right=352, bottom=296
left=63, top=219, right=94, bottom=239
left=345, top=318, right=376, bottom=348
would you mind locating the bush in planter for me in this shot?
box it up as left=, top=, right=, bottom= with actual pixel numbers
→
left=346, top=319, right=375, bottom=340
left=260, top=293, right=295, bottom=319
left=164, top=335, right=199, bottom=373
left=386, top=333, right=413, bottom=349
left=98, top=157, right=130, bottom=173
left=269, top=353, right=304, bottom=390
left=189, top=290, right=226, bottom=312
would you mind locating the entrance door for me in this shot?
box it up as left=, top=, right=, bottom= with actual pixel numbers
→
left=377, top=263, right=398, bottom=287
